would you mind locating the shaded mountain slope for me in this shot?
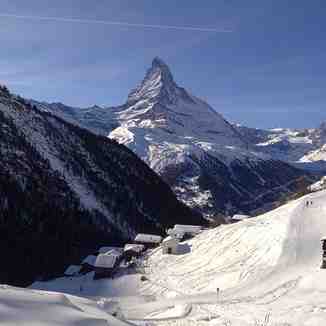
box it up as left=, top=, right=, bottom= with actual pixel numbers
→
left=0, top=85, right=202, bottom=285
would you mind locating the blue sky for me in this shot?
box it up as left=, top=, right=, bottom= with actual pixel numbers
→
left=0, top=1, right=325, bottom=128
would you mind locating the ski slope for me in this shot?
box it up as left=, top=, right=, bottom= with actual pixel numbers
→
left=28, top=189, right=326, bottom=325
left=139, top=190, right=326, bottom=325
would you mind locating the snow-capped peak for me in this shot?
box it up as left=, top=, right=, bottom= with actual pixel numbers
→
left=152, top=56, right=169, bottom=68
left=112, top=57, right=249, bottom=160
left=127, top=57, right=178, bottom=105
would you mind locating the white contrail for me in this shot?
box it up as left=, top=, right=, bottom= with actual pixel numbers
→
left=0, top=13, right=233, bottom=33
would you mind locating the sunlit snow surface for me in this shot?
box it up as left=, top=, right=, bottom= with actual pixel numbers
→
left=25, top=189, right=326, bottom=325
left=0, top=285, right=130, bottom=326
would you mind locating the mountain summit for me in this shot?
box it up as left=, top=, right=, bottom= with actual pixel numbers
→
left=127, top=57, right=178, bottom=105
left=114, top=58, right=246, bottom=150
left=109, top=58, right=310, bottom=218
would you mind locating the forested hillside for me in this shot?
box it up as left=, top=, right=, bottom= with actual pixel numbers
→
left=0, top=85, right=203, bottom=285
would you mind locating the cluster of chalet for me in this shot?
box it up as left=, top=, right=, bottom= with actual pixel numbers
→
left=134, top=224, right=202, bottom=255
left=65, top=224, right=202, bottom=280
left=64, top=244, right=145, bottom=280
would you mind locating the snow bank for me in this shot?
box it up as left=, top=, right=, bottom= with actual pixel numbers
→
left=0, top=285, right=130, bottom=325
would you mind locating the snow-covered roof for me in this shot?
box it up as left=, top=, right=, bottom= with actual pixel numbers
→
left=162, top=236, right=179, bottom=244
left=94, top=253, right=118, bottom=269
left=99, top=248, right=123, bottom=257
left=232, top=214, right=250, bottom=221
left=174, top=225, right=202, bottom=233
left=134, top=233, right=162, bottom=243
left=81, top=255, right=97, bottom=266
left=64, top=265, right=81, bottom=276
left=167, top=229, right=185, bottom=239
left=124, top=244, right=145, bottom=253
left=167, top=228, right=183, bottom=234
left=98, top=246, right=123, bottom=254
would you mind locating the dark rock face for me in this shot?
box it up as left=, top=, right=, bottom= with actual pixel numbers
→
left=159, top=150, right=313, bottom=220
left=0, top=87, right=203, bottom=286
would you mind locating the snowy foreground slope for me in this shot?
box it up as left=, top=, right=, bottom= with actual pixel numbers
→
left=30, top=189, right=326, bottom=325
left=0, top=285, right=129, bottom=326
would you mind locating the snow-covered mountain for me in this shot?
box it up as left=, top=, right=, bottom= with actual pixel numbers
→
left=237, top=123, right=326, bottom=165
left=0, top=85, right=202, bottom=285
left=33, top=101, right=119, bottom=135
left=33, top=58, right=313, bottom=219
left=107, top=58, right=313, bottom=218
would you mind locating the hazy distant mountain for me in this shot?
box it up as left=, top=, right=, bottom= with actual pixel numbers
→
left=236, top=123, right=326, bottom=170
left=32, top=101, right=119, bottom=135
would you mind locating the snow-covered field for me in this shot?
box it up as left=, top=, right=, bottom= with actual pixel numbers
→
left=0, top=284, right=130, bottom=326
left=2, top=189, right=326, bottom=325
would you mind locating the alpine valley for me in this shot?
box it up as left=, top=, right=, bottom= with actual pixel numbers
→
left=33, top=58, right=322, bottom=219
left=0, top=85, right=202, bottom=285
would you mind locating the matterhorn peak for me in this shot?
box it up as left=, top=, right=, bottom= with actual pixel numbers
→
left=152, top=56, right=169, bottom=68
left=127, top=57, right=178, bottom=104
left=150, top=57, right=175, bottom=85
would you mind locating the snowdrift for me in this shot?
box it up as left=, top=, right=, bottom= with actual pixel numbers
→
left=0, top=285, right=130, bottom=326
